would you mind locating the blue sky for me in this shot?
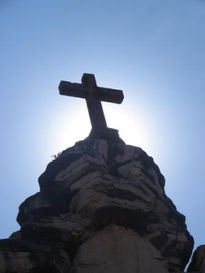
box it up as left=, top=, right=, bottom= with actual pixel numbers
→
left=1, top=0, right=205, bottom=252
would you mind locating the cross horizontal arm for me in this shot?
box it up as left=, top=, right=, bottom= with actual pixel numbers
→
left=59, top=81, right=124, bottom=104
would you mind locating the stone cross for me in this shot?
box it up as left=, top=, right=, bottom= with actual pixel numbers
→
left=59, top=73, right=124, bottom=132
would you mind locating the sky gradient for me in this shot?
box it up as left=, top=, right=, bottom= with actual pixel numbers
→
left=1, top=0, right=205, bottom=254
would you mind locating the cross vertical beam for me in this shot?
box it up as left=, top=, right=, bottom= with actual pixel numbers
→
left=81, top=74, right=107, bottom=130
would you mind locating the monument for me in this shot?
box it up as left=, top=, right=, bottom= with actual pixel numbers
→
left=0, top=73, right=203, bottom=272
left=59, top=73, right=123, bottom=137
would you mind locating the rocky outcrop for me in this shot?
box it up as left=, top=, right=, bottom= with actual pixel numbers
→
left=0, top=130, right=194, bottom=272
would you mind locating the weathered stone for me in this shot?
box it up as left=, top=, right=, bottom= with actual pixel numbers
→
left=0, top=133, right=194, bottom=273
left=38, top=135, right=193, bottom=272
left=17, top=192, right=54, bottom=226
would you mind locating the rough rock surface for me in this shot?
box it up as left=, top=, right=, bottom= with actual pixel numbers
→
left=73, top=224, right=169, bottom=273
left=0, top=130, right=194, bottom=273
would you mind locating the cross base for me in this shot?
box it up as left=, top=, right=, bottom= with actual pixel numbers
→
left=89, top=127, right=119, bottom=140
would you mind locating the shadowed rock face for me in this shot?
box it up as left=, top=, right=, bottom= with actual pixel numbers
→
left=0, top=132, right=194, bottom=273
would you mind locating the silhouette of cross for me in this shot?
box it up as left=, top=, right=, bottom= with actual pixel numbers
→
left=59, top=73, right=124, bottom=132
